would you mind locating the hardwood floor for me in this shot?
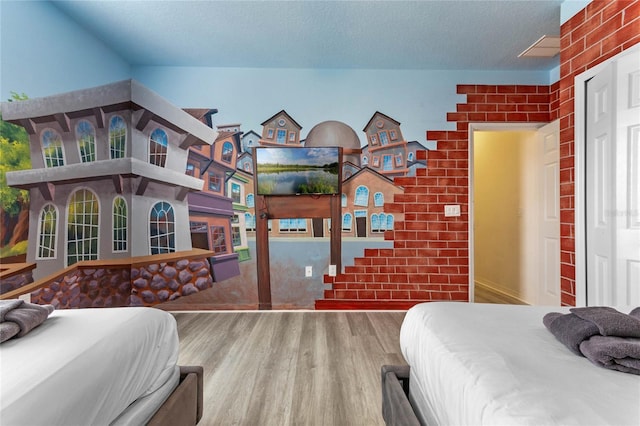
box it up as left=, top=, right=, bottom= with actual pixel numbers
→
left=172, top=311, right=407, bottom=426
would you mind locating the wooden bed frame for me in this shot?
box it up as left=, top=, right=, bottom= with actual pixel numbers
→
left=381, top=365, right=421, bottom=426
left=148, top=365, right=204, bottom=425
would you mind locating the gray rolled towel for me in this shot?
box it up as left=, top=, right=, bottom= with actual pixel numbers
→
left=570, top=306, right=640, bottom=338
left=0, top=299, right=24, bottom=322
left=580, top=335, right=640, bottom=375
left=0, top=322, right=21, bottom=343
left=0, top=300, right=55, bottom=342
left=543, top=311, right=600, bottom=355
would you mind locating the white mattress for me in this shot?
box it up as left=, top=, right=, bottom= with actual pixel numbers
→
left=0, top=307, right=180, bottom=426
left=400, top=302, right=640, bottom=426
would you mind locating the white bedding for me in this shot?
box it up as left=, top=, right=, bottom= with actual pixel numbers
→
left=0, top=307, right=179, bottom=426
left=400, top=302, right=640, bottom=426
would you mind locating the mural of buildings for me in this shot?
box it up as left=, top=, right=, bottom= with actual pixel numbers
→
left=258, top=110, right=303, bottom=146
left=184, top=119, right=243, bottom=281
left=227, top=169, right=251, bottom=262
left=361, top=111, right=410, bottom=178
left=340, top=168, right=403, bottom=238
left=240, top=130, right=261, bottom=154
left=234, top=112, right=408, bottom=240
left=2, top=79, right=226, bottom=281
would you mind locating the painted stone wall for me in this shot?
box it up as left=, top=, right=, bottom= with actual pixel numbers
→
left=30, top=257, right=213, bottom=309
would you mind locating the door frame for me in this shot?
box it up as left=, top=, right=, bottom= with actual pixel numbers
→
left=468, top=122, right=547, bottom=303
left=573, top=43, right=640, bottom=307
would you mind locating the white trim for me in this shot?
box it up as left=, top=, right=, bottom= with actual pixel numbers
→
left=468, top=122, right=546, bottom=303
left=573, top=44, right=640, bottom=307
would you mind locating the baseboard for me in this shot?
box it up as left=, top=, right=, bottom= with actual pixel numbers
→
left=474, top=280, right=528, bottom=305
left=315, top=300, right=422, bottom=310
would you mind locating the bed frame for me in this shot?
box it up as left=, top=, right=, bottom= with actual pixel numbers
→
left=381, top=365, right=421, bottom=426
left=148, top=365, right=204, bottom=425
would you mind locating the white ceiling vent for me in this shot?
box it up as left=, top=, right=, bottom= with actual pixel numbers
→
left=518, top=35, right=561, bottom=58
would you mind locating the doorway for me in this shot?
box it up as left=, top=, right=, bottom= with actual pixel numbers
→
left=469, top=122, right=560, bottom=305
left=355, top=210, right=367, bottom=237
left=312, top=218, right=324, bottom=237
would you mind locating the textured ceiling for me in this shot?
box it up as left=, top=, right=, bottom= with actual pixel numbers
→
left=51, top=0, right=563, bottom=71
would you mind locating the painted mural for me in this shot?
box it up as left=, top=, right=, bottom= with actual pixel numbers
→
left=0, top=79, right=428, bottom=309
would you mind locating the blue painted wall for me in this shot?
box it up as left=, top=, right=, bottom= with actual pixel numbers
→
left=2, top=0, right=554, bottom=149
left=0, top=1, right=130, bottom=100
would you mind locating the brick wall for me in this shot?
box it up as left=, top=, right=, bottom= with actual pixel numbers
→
left=317, top=0, right=639, bottom=310
left=558, top=0, right=639, bottom=306
left=317, top=85, right=551, bottom=310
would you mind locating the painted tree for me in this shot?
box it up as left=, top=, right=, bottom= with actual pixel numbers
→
left=0, top=92, right=31, bottom=256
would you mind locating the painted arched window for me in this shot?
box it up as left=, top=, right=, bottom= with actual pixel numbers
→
left=76, top=121, right=96, bottom=163
left=41, top=129, right=65, bottom=168
left=37, top=204, right=57, bottom=259
left=149, top=201, right=175, bottom=254
left=246, top=193, right=255, bottom=208
left=109, top=116, right=126, bottom=159
left=371, top=214, right=380, bottom=232
left=245, top=212, right=255, bottom=231
left=408, top=151, right=415, bottom=162
left=374, top=192, right=384, bottom=207
left=341, top=193, right=347, bottom=208
left=354, top=185, right=369, bottom=207
left=112, top=197, right=128, bottom=252
left=67, top=189, right=99, bottom=266
left=222, top=142, right=234, bottom=163
left=342, top=213, right=353, bottom=231
left=387, top=214, right=394, bottom=230
left=379, top=213, right=387, bottom=230
left=149, top=128, right=168, bottom=167
left=362, top=155, right=368, bottom=165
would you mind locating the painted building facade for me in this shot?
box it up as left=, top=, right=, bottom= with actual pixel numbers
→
left=2, top=80, right=218, bottom=280
left=185, top=123, right=242, bottom=281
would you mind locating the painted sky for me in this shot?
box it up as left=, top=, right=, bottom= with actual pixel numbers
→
left=257, top=147, right=339, bottom=166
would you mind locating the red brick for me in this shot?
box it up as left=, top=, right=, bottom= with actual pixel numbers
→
left=506, top=94, right=527, bottom=103
left=358, top=290, right=376, bottom=299
left=456, top=84, right=476, bottom=94
left=391, top=291, right=410, bottom=300
left=466, top=94, right=486, bottom=103
left=447, top=112, right=467, bottom=122
left=375, top=290, right=391, bottom=299
left=335, top=290, right=358, bottom=299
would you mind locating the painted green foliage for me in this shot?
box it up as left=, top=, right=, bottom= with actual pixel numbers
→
left=0, top=92, right=31, bottom=256
left=0, top=92, right=31, bottom=215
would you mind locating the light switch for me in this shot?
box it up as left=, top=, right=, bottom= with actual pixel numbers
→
left=444, top=205, right=461, bottom=217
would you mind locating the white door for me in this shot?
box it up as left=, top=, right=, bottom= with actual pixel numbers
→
left=585, top=50, right=640, bottom=306
left=614, top=51, right=640, bottom=305
left=538, top=120, right=561, bottom=305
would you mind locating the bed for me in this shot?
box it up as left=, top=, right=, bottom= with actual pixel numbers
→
left=382, top=302, right=640, bottom=426
left=0, top=306, right=203, bottom=425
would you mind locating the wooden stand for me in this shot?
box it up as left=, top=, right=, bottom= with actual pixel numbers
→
left=255, top=194, right=341, bottom=310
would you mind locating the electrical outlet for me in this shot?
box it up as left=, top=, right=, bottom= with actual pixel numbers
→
left=329, top=264, right=337, bottom=276
left=444, top=205, right=461, bottom=217
left=305, top=266, right=313, bottom=277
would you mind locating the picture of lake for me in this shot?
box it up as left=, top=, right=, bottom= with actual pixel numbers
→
left=255, top=147, right=340, bottom=195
